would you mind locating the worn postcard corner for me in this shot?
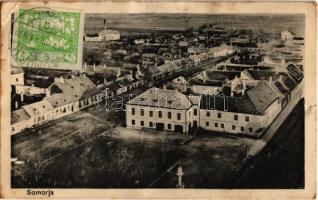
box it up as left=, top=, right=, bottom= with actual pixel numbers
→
left=0, top=1, right=316, bottom=199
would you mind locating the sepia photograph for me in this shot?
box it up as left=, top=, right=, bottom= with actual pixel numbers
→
left=1, top=1, right=316, bottom=199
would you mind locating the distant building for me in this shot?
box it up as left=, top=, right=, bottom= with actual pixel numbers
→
left=99, top=29, right=120, bottom=41
left=84, top=20, right=120, bottom=42
left=141, top=53, right=158, bottom=66
left=11, top=66, right=24, bottom=86
left=199, top=81, right=282, bottom=136
left=281, top=29, right=295, bottom=41
left=166, top=76, right=188, bottom=93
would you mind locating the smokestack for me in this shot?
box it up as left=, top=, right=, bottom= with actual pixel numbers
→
left=93, top=63, right=96, bottom=71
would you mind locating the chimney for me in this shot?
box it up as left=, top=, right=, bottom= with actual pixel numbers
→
left=46, top=89, right=51, bottom=97
left=202, top=71, right=207, bottom=83
left=15, top=101, right=19, bottom=109
left=231, top=80, right=236, bottom=97
left=104, top=78, right=107, bottom=84
left=281, top=58, right=286, bottom=67
left=279, top=74, right=283, bottom=82
left=20, top=93, right=24, bottom=102
left=71, top=74, right=75, bottom=79
left=60, top=76, right=65, bottom=83
left=117, top=68, right=122, bottom=78
left=163, top=85, right=167, bottom=90
left=242, top=80, right=246, bottom=96
left=104, top=64, right=106, bottom=68
left=269, top=76, right=273, bottom=83
left=84, top=62, right=87, bottom=71
left=93, top=63, right=96, bottom=71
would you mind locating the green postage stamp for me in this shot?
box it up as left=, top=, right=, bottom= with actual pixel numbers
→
left=11, top=7, right=84, bottom=70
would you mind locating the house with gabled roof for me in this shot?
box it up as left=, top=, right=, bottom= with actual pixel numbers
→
left=11, top=74, right=103, bottom=135
left=199, top=81, right=283, bottom=137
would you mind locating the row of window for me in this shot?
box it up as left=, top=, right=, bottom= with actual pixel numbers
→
left=132, top=108, right=250, bottom=122
left=132, top=108, right=182, bottom=120
left=205, top=112, right=250, bottom=122
left=131, top=120, right=173, bottom=129
left=205, top=121, right=253, bottom=132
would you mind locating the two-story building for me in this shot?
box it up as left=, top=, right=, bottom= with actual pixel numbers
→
left=126, top=87, right=200, bottom=133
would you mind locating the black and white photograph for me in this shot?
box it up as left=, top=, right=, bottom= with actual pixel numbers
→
left=2, top=1, right=316, bottom=198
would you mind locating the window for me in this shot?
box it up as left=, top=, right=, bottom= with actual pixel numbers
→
left=16, top=78, right=19, bottom=82
left=132, top=108, right=135, bottom=115
left=206, top=111, right=210, bottom=117
left=245, top=116, right=250, bottom=122
left=241, top=127, right=244, bottom=131
left=132, top=120, right=135, bottom=125
left=249, top=127, right=253, bottom=132
left=194, top=109, right=197, bottom=116
left=232, top=125, right=235, bottom=130
left=206, top=122, right=209, bottom=126
left=168, top=124, right=171, bottom=129
left=218, top=113, right=222, bottom=118
left=149, top=111, right=153, bottom=117
left=149, top=122, right=153, bottom=127
left=177, top=113, right=181, bottom=120
left=158, top=111, right=162, bottom=118
left=141, top=121, right=144, bottom=126
left=215, top=123, right=218, bottom=127
left=234, top=115, right=238, bottom=120
left=221, top=123, right=224, bottom=128
left=168, top=112, right=172, bottom=119
left=140, top=109, right=144, bottom=116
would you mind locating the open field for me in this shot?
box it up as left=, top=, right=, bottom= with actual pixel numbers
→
left=11, top=101, right=254, bottom=188
left=84, top=14, right=305, bottom=36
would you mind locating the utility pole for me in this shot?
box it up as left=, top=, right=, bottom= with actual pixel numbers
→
left=176, top=166, right=184, bottom=189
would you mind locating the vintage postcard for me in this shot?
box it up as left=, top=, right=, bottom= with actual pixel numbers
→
left=0, top=1, right=316, bottom=199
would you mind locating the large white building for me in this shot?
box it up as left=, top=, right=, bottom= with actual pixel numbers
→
left=126, top=87, right=200, bottom=133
